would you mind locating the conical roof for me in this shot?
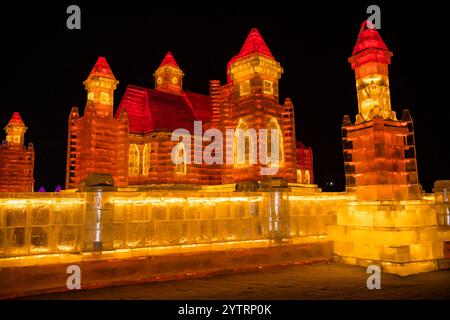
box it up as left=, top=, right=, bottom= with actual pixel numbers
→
left=237, top=28, right=274, bottom=59
left=352, top=21, right=389, bottom=55
left=159, top=51, right=180, bottom=68
left=88, top=56, right=116, bottom=79
left=6, top=112, right=25, bottom=127
left=227, top=28, right=275, bottom=83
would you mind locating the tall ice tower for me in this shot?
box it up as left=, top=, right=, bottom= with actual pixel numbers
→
left=342, top=22, right=420, bottom=200
left=210, top=28, right=298, bottom=184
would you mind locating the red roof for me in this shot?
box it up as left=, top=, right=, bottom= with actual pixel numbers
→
left=159, top=51, right=180, bottom=68
left=88, top=56, right=116, bottom=79
left=6, top=112, right=25, bottom=127
left=349, top=21, right=392, bottom=69
left=116, top=85, right=211, bottom=134
left=227, top=28, right=274, bottom=83
left=237, top=28, right=274, bottom=59
left=352, top=21, right=388, bottom=55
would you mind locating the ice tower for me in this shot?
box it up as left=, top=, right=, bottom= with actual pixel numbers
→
left=65, top=57, right=129, bottom=189
left=0, top=112, right=34, bottom=192
left=342, top=22, right=420, bottom=201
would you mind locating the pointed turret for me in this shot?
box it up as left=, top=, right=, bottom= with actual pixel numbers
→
left=87, top=56, right=116, bottom=80
left=0, top=112, right=34, bottom=192
left=227, top=28, right=277, bottom=83
left=227, top=28, right=282, bottom=101
left=349, top=21, right=395, bottom=123
left=4, top=112, right=27, bottom=146
left=6, top=112, right=25, bottom=127
left=154, top=51, right=184, bottom=95
left=159, top=51, right=180, bottom=68
left=83, top=56, right=119, bottom=118
left=237, top=28, right=274, bottom=59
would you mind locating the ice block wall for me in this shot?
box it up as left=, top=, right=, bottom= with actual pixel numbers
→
left=0, top=190, right=344, bottom=263
left=328, top=197, right=450, bottom=276
left=1, top=190, right=447, bottom=277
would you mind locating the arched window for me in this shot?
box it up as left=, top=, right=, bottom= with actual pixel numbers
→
left=305, top=170, right=311, bottom=184
left=240, top=80, right=251, bottom=96
left=297, top=169, right=303, bottom=184
left=234, top=118, right=257, bottom=167
left=128, top=144, right=140, bottom=176
left=263, top=80, right=273, bottom=95
left=142, top=143, right=150, bottom=176
left=267, top=118, right=284, bottom=167
left=174, top=143, right=187, bottom=174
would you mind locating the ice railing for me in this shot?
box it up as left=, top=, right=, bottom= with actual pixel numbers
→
left=0, top=191, right=347, bottom=259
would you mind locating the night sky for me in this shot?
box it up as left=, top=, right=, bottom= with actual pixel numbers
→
left=2, top=1, right=449, bottom=192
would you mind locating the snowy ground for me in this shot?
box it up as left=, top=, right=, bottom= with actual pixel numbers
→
left=25, top=262, right=450, bottom=300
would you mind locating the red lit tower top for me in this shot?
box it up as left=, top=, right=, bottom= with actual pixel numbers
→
left=154, top=51, right=184, bottom=95
left=83, top=56, right=119, bottom=118
left=348, top=21, right=395, bottom=123
left=5, top=112, right=27, bottom=146
left=227, top=28, right=283, bottom=101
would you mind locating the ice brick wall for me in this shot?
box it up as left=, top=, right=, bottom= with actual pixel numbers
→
left=0, top=191, right=343, bottom=260
left=327, top=198, right=449, bottom=275
left=0, top=193, right=85, bottom=257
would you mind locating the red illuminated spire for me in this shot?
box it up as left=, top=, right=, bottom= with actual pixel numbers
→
left=6, top=112, right=25, bottom=128
left=349, top=21, right=392, bottom=69
left=88, top=56, right=115, bottom=79
left=352, top=21, right=388, bottom=55
left=237, top=28, right=274, bottom=59
left=159, top=51, right=179, bottom=68
left=227, top=28, right=275, bottom=83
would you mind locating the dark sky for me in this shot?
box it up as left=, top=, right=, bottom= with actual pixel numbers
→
left=2, top=1, right=449, bottom=192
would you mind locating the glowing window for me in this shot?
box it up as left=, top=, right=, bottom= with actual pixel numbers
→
left=297, top=169, right=303, bottom=183
left=263, top=80, right=273, bottom=94
left=87, top=92, right=95, bottom=101
left=142, top=143, right=150, bottom=176
left=240, top=80, right=251, bottom=96
left=305, top=170, right=311, bottom=184
left=267, top=118, right=284, bottom=167
left=99, top=92, right=111, bottom=105
left=128, top=144, right=140, bottom=176
left=234, top=118, right=257, bottom=167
